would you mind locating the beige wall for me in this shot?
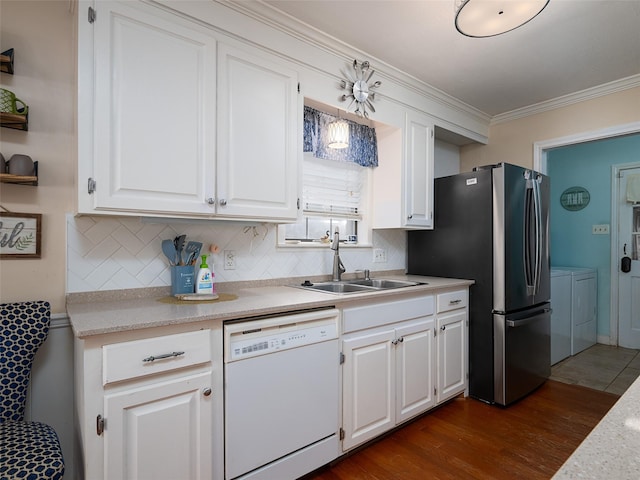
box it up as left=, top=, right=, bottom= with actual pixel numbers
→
left=460, top=86, right=640, bottom=172
left=0, top=1, right=75, bottom=314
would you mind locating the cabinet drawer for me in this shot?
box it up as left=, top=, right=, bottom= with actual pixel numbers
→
left=437, top=290, right=468, bottom=313
left=343, top=295, right=434, bottom=334
left=103, top=330, right=211, bottom=385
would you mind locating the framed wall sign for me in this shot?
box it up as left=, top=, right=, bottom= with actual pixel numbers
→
left=560, top=186, right=590, bottom=211
left=0, top=211, right=42, bottom=259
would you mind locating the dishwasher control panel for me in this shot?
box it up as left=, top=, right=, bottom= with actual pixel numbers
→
left=224, top=309, right=339, bottom=362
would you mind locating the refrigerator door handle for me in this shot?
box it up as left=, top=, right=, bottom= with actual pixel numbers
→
left=524, top=173, right=536, bottom=296
left=524, top=172, right=543, bottom=297
left=533, top=174, right=543, bottom=296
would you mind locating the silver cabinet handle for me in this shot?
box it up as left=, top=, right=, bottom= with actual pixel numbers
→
left=202, top=388, right=212, bottom=397
left=440, top=325, right=446, bottom=331
left=219, top=199, right=227, bottom=206
left=142, top=351, right=185, bottom=363
left=449, top=299, right=462, bottom=305
left=206, top=198, right=215, bottom=205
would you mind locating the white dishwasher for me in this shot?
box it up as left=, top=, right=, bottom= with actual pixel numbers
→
left=224, top=308, right=341, bottom=480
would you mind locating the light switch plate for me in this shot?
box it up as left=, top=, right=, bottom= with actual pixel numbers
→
left=373, top=248, right=387, bottom=263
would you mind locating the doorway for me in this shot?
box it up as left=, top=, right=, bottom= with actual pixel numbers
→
left=534, top=122, right=640, bottom=347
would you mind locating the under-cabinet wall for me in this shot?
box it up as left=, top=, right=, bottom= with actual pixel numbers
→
left=66, top=214, right=407, bottom=292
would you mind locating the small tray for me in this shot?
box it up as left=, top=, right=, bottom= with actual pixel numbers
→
left=174, top=293, right=219, bottom=301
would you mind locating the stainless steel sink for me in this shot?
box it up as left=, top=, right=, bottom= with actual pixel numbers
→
left=297, top=278, right=425, bottom=294
left=301, top=282, right=375, bottom=294
left=346, top=279, right=422, bottom=289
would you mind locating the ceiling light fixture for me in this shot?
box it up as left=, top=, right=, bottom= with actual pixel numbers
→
left=327, top=118, right=349, bottom=149
left=454, top=0, right=549, bottom=38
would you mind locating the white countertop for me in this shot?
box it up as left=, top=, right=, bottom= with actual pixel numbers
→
left=553, top=375, right=640, bottom=479
left=67, top=275, right=473, bottom=338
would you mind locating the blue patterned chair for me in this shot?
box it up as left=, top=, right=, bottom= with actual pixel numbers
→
left=0, top=301, right=65, bottom=480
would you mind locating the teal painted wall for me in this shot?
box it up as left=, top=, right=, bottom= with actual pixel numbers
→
left=548, top=134, right=640, bottom=338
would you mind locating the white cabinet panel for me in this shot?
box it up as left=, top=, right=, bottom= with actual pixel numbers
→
left=342, top=306, right=438, bottom=451
left=104, top=371, right=213, bottom=480
left=216, top=43, right=300, bottom=220
left=395, top=320, right=436, bottom=423
left=404, top=111, right=434, bottom=229
left=342, top=329, right=395, bottom=451
left=102, top=329, right=211, bottom=385
left=437, top=310, right=467, bottom=403
left=90, top=1, right=216, bottom=215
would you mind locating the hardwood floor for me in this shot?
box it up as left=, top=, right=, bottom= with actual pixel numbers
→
left=303, top=380, right=618, bottom=480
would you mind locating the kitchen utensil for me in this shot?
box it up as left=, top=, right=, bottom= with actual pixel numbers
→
left=184, top=241, right=202, bottom=266
left=161, top=239, right=177, bottom=266
left=174, top=234, right=186, bottom=265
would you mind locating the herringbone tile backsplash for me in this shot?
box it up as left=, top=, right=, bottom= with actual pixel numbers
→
left=66, top=215, right=407, bottom=292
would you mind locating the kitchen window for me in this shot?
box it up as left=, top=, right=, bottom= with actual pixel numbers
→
left=278, top=105, right=377, bottom=247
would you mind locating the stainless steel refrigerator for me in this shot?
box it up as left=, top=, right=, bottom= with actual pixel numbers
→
left=407, top=163, right=551, bottom=406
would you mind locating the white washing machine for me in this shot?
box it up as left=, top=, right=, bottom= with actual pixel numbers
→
left=552, top=266, right=598, bottom=358
left=550, top=268, right=572, bottom=364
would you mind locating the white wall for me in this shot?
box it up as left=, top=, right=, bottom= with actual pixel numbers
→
left=434, top=139, right=461, bottom=178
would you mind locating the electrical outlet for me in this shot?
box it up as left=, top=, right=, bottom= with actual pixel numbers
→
left=373, top=248, right=387, bottom=263
left=592, top=224, right=610, bottom=235
left=224, top=250, right=236, bottom=270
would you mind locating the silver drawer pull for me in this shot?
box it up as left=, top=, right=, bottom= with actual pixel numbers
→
left=449, top=299, right=462, bottom=305
left=143, top=351, right=185, bottom=363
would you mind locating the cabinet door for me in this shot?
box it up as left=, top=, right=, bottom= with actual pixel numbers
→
left=104, top=371, right=213, bottom=480
left=404, top=111, right=434, bottom=228
left=395, top=319, right=436, bottom=423
left=437, top=310, right=467, bottom=403
left=217, top=43, right=300, bottom=221
left=90, top=1, right=216, bottom=215
left=342, top=329, right=395, bottom=451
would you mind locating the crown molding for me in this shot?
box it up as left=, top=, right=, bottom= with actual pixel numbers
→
left=217, top=0, right=491, bottom=127
left=491, top=74, right=640, bottom=125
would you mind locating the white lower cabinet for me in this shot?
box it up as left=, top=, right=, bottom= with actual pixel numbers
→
left=75, top=327, right=224, bottom=480
left=436, top=289, right=469, bottom=404
left=73, top=286, right=468, bottom=479
left=341, top=295, right=437, bottom=451
left=341, top=291, right=469, bottom=452
left=104, top=371, right=213, bottom=480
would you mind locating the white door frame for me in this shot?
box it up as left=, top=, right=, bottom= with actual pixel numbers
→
left=533, top=121, right=640, bottom=346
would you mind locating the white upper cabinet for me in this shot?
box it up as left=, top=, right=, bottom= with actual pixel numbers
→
left=404, top=110, right=434, bottom=229
left=82, top=0, right=217, bottom=215
left=78, top=1, right=299, bottom=221
left=372, top=111, right=434, bottom=229
left=216, top=43, right=300, bottom=221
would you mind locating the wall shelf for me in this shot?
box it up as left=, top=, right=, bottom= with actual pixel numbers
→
left=0, top=48, right=14, bottom=74
left=0, top=111, right=28, bottom=131
left=0, top=161, right=38, bottom=186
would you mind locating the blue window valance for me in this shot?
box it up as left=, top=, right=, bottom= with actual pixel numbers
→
left=303, top=106, right=378, bottom=167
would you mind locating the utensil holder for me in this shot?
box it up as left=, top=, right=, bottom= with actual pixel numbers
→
left=171, top=265, right=195, bottom=295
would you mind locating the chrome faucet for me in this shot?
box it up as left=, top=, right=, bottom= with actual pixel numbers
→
left=330, top=228, right=346, bottom=281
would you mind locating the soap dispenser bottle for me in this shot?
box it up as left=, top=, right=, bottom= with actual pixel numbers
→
left=195, top=255, right=214, bottom=294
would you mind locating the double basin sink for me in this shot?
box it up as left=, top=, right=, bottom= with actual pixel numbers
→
left=298, top=278, right=425, bottom=294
